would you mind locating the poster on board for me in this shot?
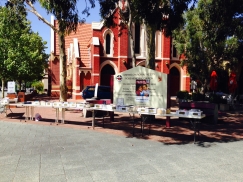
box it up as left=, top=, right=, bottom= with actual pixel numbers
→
left=113, top=66, right=167, bottom=108
left=135, top=79, right=150, bottom=103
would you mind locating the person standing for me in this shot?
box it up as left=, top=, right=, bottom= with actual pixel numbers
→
left=191, top=80, right=197, bottom=93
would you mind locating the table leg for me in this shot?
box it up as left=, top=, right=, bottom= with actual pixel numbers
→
left=193, top=120, right=196, bottom=143
left=4, top=105, right=7, bottom=117
left=196, top=120, right=201, bottom=142
left=140, top=116, right=143, bottom=133
left=131, top=113, right=135, bottom=137
left=191, top=119, right=201, bottom=143
left=92, top=110, right=96, bottom=129
left=141, top=115, right=148, bottom=137
left=25, top=106, right=29, bottom=121
left=8, top=105, right=13, bottom=113
left=5, top=105, right=13, bottom=116
left=102, top=112, right=105, bottom=128
left=109, top=111, right=114, bottom=122
left=141, top=115, right=152, bottom=137
left=166, top=116, right=170, bottom=127
left=128, top=113, right=135, bottom=137
left=142, top=116, right=144, bottom=137
left=30, top=107, right=34, bottom=120
left=148, top=115, right=154, bottom=134
left=61, top=108, right=65, bottom=124
left=55, top=108, right=59, bottom=123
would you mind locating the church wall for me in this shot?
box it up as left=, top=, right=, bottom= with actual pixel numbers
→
left=49, top=6, right=190, bottom=99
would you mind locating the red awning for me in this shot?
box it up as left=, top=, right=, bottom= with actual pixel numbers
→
left=210, top=71, right=218, bottom=91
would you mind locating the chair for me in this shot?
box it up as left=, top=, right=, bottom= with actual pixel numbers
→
left=0, top=98, right=13, bottom=115
left=227, top=94, right=238, bottom=110
left=239, top=95, right=243, bottom=106
left=233, top=95, right=238, bottom=104
left=0, top=103, right=5, bottom=114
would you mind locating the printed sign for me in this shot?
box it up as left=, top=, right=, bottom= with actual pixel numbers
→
left=7, top=81, right=15, bottom=93
left=113, top=66, right=167, bottom=108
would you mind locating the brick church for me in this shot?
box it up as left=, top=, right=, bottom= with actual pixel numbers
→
left=49, top=1, right=190, bottom=100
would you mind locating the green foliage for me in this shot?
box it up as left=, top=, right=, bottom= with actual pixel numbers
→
left=8, top=0, right=95, bottom=101
left=173, top=0, right=243, bottom=85
left=0, top=6, right=48, bottom=86
left=99, top=0, right=196, bottom=69
left=25, top=82, right=32, bottom=88
left=177, top=90, right=190, bottom=100
left=205, top=93, right=221, bottom=104
left=191, top=92, right=204, bottom=101
left=38, top=0, right=95, bottom=101
left=31, top=81, right=44, bottom=93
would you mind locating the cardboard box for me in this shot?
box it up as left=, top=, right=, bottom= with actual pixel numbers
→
left=53, top=102, right=61, bottom=107
left=137, top=107, right=149, bottom=113
left=32, top=101, right=40, bottom=105
left=45, top=102, right=53, bottom=107
left=116, top=106, right=127, bottom=112
left=76, top=103, right=85, bottom=108
left=103, top=105, right=113, bottom=110
left=176, top=110, right=189, bottom=116
left=61, top=102, right=69, bottom=108
left=147, top=108, right=157, bottom=114
left=1, top=99, right=9, bottom=105
left=94, top=104, right=103, bottom=109
left=68, top=102, right=77, bottom=108
left=40, top=101, right=46, bottom=106
left=188, top=110, right=203, bottom=116
left=138, top=107, right=156, bottom=114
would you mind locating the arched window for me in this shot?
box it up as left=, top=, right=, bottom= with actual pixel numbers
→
left=172, top=39, right=178, bottom=58
left=106, top=34, right=111, bottom=54
left=172, top=44, right=177, bottom=58
left=103, top=29, right=114, bottom=56
left=135, top=23, right=140, bottom=54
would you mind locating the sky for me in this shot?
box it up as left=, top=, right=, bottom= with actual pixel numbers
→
left=0, top=0, right=101, bottom=54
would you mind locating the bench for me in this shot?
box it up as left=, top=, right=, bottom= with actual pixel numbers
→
left=179, top=102, right=218, bottom=124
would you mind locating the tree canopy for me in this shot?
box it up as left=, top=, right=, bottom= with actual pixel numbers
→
left=99, top=0, right=196, bottom=69
left=173, top=0, right=243, bottom=93
left=8, top=0, right=95, bottom=101
left=0, top=5, right=48, bottom=95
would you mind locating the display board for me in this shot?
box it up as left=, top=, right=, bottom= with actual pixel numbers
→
left=113, top=66, right=167, bottom=108
left=7, top=81, right=15, bottom=93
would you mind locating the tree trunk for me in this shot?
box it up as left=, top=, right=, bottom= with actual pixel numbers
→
left=18, top=80, right=22, bottom=92
left=58, top=31, right=67, bottom=102
left=1, top=79, right=4, bottom=98
left=145, top=24, right=156, bottom=70
left=127, top=1, right=136, bottom=68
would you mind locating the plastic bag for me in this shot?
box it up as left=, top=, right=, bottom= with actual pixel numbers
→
left=35, top=113, right=42, bottom=121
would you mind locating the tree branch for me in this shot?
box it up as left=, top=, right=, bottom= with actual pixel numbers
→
left=25, top=1, right=59, bottom=33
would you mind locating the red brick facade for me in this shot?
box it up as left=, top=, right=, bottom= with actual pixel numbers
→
left=49, top=6, right=190, bottom=100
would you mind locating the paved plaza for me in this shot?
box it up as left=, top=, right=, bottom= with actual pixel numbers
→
left=0, top=95, right=243, bottom=181
left=0, top=107, right=243, bottom=181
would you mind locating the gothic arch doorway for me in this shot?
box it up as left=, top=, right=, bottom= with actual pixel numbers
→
left=101, top=64, right=115, bottom=102
left=100, top=64, right=115, bottom=86
left=170, top=67, right=180, bottom=96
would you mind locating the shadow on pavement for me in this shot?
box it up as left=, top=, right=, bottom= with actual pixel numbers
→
left=1, top=94, right=243, bottom=145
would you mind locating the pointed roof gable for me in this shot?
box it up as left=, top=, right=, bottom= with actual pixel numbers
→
left=66, top=24, right=92, bottom=67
